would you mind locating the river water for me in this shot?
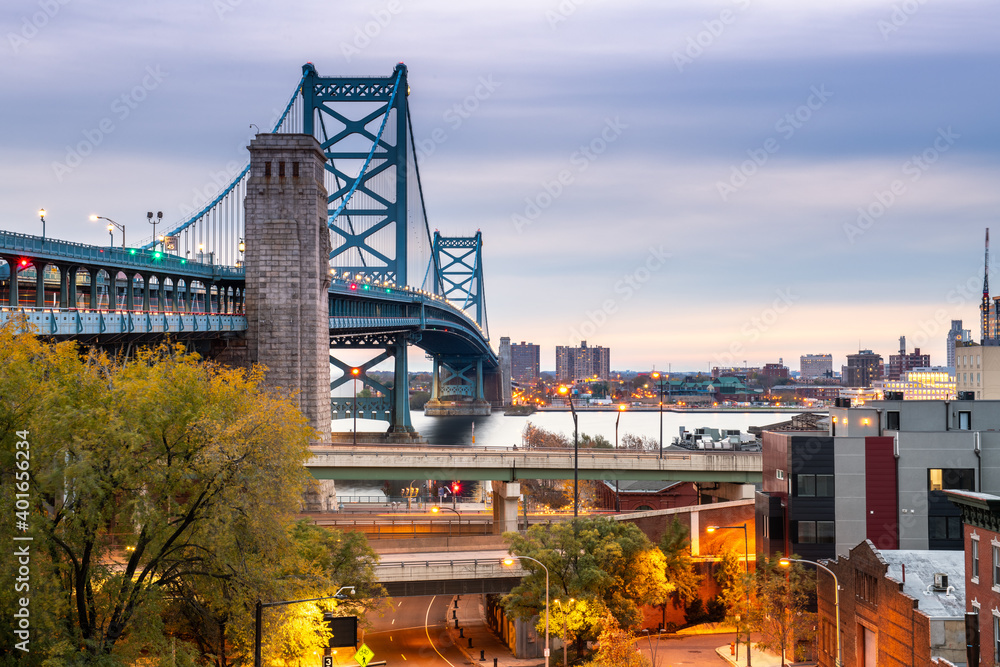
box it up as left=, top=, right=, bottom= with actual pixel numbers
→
left=332, top=410, right=796, bottom=498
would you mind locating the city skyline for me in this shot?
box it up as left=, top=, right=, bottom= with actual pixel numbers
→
left=3, top=1, right=999, bottom=370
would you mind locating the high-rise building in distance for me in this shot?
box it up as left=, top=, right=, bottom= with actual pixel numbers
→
left=555, top=340, right=611, bottom=381
left=947, top=320, right=971, bottom=368
left=800, top=354, right=833, bottom=380
left=510, top=341, right=540, bottom=384
left=843, top=349, right=883, bottom=387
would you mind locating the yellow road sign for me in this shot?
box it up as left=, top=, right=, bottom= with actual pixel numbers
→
left=353, top=643, right=374, bottom=667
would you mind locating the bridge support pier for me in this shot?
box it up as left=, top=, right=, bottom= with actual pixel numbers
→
left=244, top=133, right=334, bottom=508
left=424, top=354, right=492, bottom=416
left=491, top=481, right=521, bottom=535
left=329, top=334, right=424, bottom=444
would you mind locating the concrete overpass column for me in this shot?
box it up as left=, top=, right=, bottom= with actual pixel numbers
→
left=492, top=481, right=521, bottom=535
left=244, top=133, right=332, bottom=451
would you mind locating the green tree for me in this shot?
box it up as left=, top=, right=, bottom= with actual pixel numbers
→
left=751, top=554, right=816, bottom=663
left=717, top=547, right=753, bottom=656
left=0, top=326, right=348, bottom=665
left=582, top=616, right=651, bottom=667
left=579, top=433, right=612, bottom=449
left=658, top=518, right=701, bottom=625
left=503, top=517, right=669, bottom=656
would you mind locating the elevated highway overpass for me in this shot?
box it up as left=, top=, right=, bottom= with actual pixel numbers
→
left=307, top=446, right=762, bottom=484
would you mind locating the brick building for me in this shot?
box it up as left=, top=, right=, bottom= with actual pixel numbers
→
left=887, top=337, right=931, bottom=380
left=555, top=340, right=611, bottom=381
left=818, top=540, right=965, bottom=666
left=594, top=480, right=699, bottom=512
left=945, top=489, right=1000, bottom=667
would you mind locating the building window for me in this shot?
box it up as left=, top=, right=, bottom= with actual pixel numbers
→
left=928, top=468, right=975, bottom=492
left=886, top=411, right=900, bottom=430
left=973, top=537, right=980, bottom=582
left=797, top=520, right=835, bottom=544
left=776, top=469, right=784, bottom=480
left=796, top=474, right=835, bottom=497
left=856, top=571, right=878, bottom=606
left=959, top=411, right=971, bottom=430
left=995, top=612, right=1000, bottom=663
left=993, top=545, right=999, bottom=588
left=928, top=516, right=962, bottom=540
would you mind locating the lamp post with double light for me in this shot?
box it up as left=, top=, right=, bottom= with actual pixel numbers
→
left=780, top=557, right=841, bottom=667
left=708, top=524, right=752, bottom=666
left=503, top=556, right=549, bottom=667
left=556, top=385, right=580, bottom=517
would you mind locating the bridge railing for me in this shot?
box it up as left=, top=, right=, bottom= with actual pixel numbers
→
left=375, top=558, right=525, bottom=582
left=0, top=230, right=244, bottom=279
left=330, top=277, right=490, bottom=344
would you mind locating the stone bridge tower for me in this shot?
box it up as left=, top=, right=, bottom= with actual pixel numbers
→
left=243, top=133, right=332, bottom=457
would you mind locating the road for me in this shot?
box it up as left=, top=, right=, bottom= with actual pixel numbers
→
left=637, top=632, right=738, bottom=666
left=358, top=595, right=469, bottom=666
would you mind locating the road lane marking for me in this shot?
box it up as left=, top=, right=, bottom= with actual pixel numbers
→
left=424, top=595, right=455, bottom=666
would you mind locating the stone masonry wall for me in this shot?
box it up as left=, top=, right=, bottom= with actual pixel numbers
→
left=244, top=134, right=331, bottom=444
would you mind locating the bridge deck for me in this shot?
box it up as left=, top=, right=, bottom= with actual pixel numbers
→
left=308, top=446, right=762, bottom=483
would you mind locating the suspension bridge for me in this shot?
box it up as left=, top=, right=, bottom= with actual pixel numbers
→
left=0, top=63, right=503, bottom=444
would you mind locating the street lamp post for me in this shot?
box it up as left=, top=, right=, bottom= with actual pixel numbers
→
left=254, top=586, right=355, bottom=667
left=92, top=215, right=125, bottom=248
left=351, top=368, right=361, bottom=447
left=651, top=371, right=664, bottom=457
left=780, top=557, right=841, bottom=667
left=557, top=385, right=579, bottom=517
left=38, top=209, right=46, bottom=241
left=503, top=556, right=549, bottom=667
left=556, top=598, right=574, bottom=667
left=147, top=211, right=162, bottom=249
left=615, top=404, right=626, bottom=513
left=708, top=524, right=752, bottom=666
left=431, top=505, right=462, bottom=536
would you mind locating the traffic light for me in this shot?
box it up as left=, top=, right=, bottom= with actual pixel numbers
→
left=452, top=482, right=460, bottom=495
left=349, top=283, right=357, bottom=290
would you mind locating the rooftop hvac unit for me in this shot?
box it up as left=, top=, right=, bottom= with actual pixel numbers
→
left=933, top=572, right=949, bottom=591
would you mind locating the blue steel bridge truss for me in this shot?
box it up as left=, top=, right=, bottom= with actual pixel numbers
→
left=0, top=63, right=497, bottom=428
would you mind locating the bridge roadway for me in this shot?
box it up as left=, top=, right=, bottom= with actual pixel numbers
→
left=375, top=549, right=525, bottom=597
left=307, top=445, right=762, bottom=484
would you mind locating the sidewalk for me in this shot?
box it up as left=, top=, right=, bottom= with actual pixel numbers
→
left=444, top=593, right=543, bottom=667
left=715, top=639, right=789, bottom=667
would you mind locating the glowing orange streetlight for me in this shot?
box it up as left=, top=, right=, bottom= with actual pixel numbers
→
left=557, top=385, right=579, bottom=517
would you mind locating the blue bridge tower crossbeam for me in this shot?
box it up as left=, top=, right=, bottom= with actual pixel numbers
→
left=432, top=231, right=488, bottom=337
left=301, top=63, right=409, bottom=285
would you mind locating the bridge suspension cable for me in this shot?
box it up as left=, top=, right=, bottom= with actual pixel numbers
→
left=145, top=73, right=308, bottom=265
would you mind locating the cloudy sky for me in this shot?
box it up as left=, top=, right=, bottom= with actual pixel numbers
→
left=3, top=0, right=1000, bottom=373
